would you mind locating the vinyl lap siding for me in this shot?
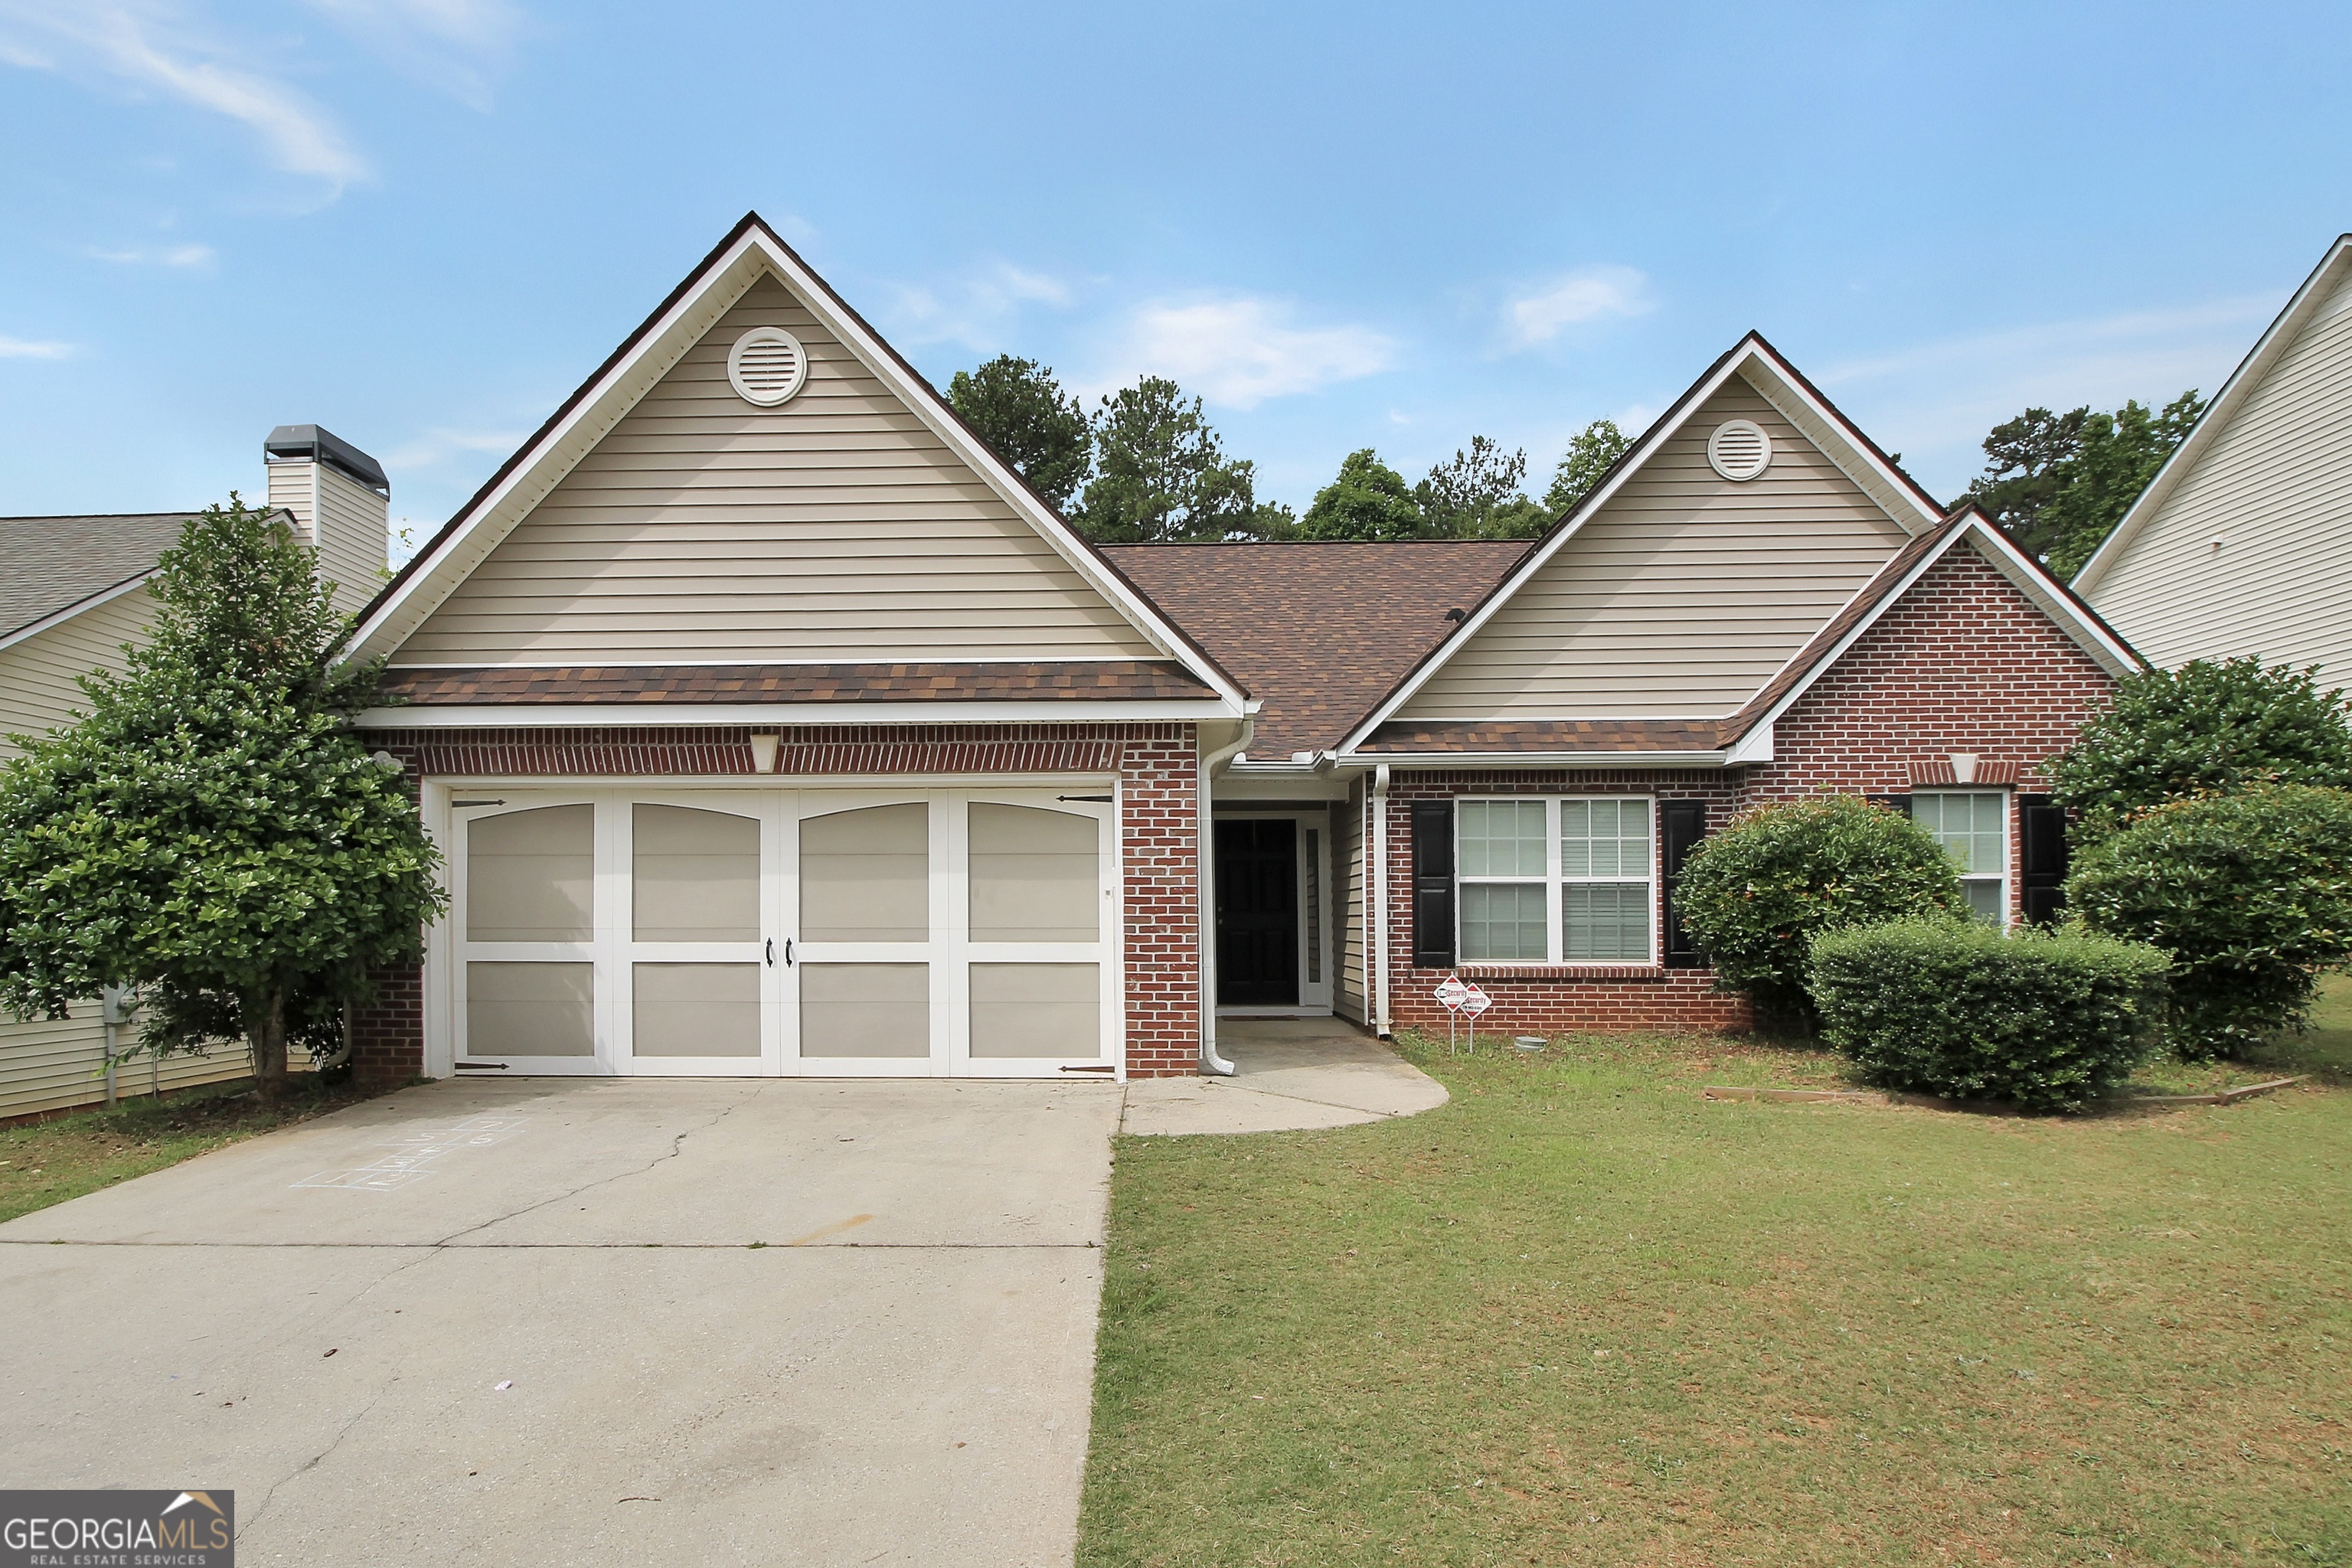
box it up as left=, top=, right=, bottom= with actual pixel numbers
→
left=394, top=274, right=1157, bottom=667
left=0, top=589, right=154, bottom=756
left=2086, top=271, right=2352, bottom=684
left=1334, top=783, right=1367, bottom=1022
left=1396, top=377, right=1911, bottom=720
left=315, top=466, right=388, bottom=609
left=0, top=1014, right=251, bottom=1122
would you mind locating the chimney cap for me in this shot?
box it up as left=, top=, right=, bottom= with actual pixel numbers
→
left=263, top=424, right=388, bottom=498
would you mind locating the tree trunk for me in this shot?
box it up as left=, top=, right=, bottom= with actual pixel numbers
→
left=247, top=989, right=289, bottom=1100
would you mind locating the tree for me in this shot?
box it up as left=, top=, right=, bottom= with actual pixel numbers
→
left=0, top=499, right=446, bottom=1098
left=2066, top=786, right=2352, bottom=1057
left=1418, top=436, right=1545, bottom=538
left=2047, top=657, right=2352, bottom=840
left=946, top=355, right=1092, bottom=512
left=1298, top=449, right=1426, bottom=541
left=1966, top=390, right=2204, bottom=576
left=1076, top=377, right=1278, bottom=542
left=1672, top=795, right=1962, bottom=1030
left=1542, top=419, right=1631, bottom=518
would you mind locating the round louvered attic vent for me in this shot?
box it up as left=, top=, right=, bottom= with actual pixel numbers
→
left=727, top=327, right=808, bottom=407
left=1707, top=418, right=1772, bottom=481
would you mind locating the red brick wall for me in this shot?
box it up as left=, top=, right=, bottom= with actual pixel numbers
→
left=349, top=720, right=1203, bottom=1081
left=1372, top=542, right=2118, bottom=1037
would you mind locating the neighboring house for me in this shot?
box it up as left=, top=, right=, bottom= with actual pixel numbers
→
left=340, top=214, right=2138, bottom=1083
left=0, top=429, right=390, bottom=1118
left=2075, top=234, right=2352, bottom=684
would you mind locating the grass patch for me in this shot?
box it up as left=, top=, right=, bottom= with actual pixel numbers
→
left=1079, top=1024, right=2350, bottom=1566
left=0, top=1073, right=387, bottom=1224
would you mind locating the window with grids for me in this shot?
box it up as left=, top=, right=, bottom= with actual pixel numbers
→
left=1913, top=792, right=2007, bottom=923
left=1456, top=797, right=1655, bottom=963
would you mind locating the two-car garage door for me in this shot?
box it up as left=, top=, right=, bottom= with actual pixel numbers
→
left=451, top=788, right=1118, bottom=1077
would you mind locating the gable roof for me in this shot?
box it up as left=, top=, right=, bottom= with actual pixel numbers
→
left=1334, top=334, right=1949, bottom=753
left=347, top=213, right=1248, bottom=711
left=2073, top=234, right=2352, bottom=596
left=1104, top=541, right=1530, bottom=756
left=0, top=512, right=194, bottom=649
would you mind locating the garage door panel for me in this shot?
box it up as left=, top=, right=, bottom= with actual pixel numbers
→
left=467, top=805, right=593, bottom=942
left=633, top=962, right=761, bottom=1057
left=801, top=962, right=929, bottom=1058
left=969, top=962, right=1098, bottom=1059
left=467, top=961, right=595, bottom=1056
left=800, top=803, right=929, bottom=941
left=969, top=803, right=1098, bottom=942
left=633, top=804, right=760, bottom=941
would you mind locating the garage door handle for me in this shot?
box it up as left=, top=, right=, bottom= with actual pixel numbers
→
left=766, top=938, right=776, bottom=967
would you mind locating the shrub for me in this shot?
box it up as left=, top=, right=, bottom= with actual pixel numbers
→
left=2064, top=784, right=2352, bottom=1057
left=1674, top=795, right=1962, bottom=1027
left=1809, top=920, right=2168, bottom=1112
left=2049, top=657, right=2352, bottom=838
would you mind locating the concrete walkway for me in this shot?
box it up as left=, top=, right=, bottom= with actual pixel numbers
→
left=0, top=1077, right=1118, bottom=1567
left=1119, top=1017, right=1449, bottom=1135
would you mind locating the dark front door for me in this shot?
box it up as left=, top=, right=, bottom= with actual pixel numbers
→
left=1217, top=818, right=1298, bottom=1006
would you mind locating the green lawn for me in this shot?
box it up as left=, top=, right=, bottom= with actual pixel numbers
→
left=1079, top=993, right=2352, bottom=1566
left=0, top=1074, right=387, bottom=1224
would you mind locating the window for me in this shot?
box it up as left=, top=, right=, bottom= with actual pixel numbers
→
left=1457, top=796, right=1655, bottom=964
left=1913, top=792, right=2007, bottom=924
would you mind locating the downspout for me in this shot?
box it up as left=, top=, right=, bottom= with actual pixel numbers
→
left=1372, top=763, right=1392, bottom=1038
left=1197, top=718, right=1254, bottom=1076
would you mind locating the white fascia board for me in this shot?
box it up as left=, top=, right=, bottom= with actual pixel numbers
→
left=0, top=570, right=155, bottom=655
left=1334, top=338, right=1938, bottom=754
left=1328, top=751, right=1736, bottom=771
left=345, top=222, right=1247, bottom=710
left=1724, top=721, right=1775, bottom=764
left=354, top=699, right=1235, bottom=728
left=2074, top=236, right=2352, bottom=596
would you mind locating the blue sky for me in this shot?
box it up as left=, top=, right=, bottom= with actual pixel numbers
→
left=3, top=2, right=2349, bottom=553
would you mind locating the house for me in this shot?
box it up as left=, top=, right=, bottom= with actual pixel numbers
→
left=2074, top=234, right=2352, bottom=684
left=0, top=429, right=391, bottom=1118
left=340, top=213, right=2138, bottom=1082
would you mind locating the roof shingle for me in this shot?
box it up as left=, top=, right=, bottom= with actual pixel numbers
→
left=375, top=660, right=1215, bottom=705
left=0, top=513, right=194, bottom=642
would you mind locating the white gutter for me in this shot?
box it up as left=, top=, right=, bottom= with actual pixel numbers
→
left=1328, top=750, right=1740, bottom=771
left=1371, top=763, right=1392, bottom=1039
left=1197, top=719, right=1254, bottom=1076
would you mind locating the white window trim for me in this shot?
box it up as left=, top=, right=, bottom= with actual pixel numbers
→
left=1913, top=790, right=2011, bottom=927
left=1455, top=795, right=1659, bottom=967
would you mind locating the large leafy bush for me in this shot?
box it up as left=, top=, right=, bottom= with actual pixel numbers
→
left=1808, top=920, right=2167, bottom=1112
left=2049, top=657, right=2352, bottom=838
left=1674, top=795, right=1962, bottom=1027
left=2064, top=784, right=2352, bottom=1057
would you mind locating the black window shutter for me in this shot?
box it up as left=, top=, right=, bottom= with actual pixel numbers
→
left=1410, top=799, right=1455, bottom=969
left=1865, top=793, right=1912, bottom=817
left=1660, top=800, right=1710, bottom=968
left=2019, top=793, right=2069, bottom=926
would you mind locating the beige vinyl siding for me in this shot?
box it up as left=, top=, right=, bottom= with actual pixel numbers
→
left=1396, top=376, right=1912, bottom=720
left=0, top=587, right=155, bottom=757
left=1334, top=785, right=1367, bottom=1022
left=2086, top=270, right=2352, bottom=685
left=394, top=274, right=1156, bottom=667
left=0, top=1013, right=250, bottom=1121
left=315, top=466, right=389, bottom=609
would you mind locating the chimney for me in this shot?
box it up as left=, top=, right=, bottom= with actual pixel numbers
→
left=263, top=425, right=390, bottom=601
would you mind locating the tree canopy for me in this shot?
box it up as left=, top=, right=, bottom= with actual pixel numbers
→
left=1967, top=390, right=2205, bottom=577
left=0, top=499, right=446, bottom=1096
left=1078, top=376, right=1290, bottom=541
left=1543, top=419, right=1631, bottom=517
left=1416, top=436, right=1547, bottom=538
left=1299, top=448, right=1426, bottom=541
left=946, top=354, right=1092, bottom=511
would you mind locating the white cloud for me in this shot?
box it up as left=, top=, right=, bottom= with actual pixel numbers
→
left=1099, top=297, right=1394, bottom=410
left=887, top=260, right=1076, bottom=351
left=0, top=335, right=74, bottom=358
left=299, top=0, right=523, bottom=111
left=0, top=1, right=368, bottom=186
left=1505, top=266, right=1651, bottom=349
left=1820, top=292, right=2282, bottom=498
left=380, top=425, right=524, bottom=471
left=89, top=240, right=214, bottom=266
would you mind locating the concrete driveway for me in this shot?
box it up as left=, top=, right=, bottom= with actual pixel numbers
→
left=0, top=1076, right=1119, bottom=1566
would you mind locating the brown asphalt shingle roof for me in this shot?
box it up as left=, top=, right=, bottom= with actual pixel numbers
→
left=1102, top=541, right=1531, bottom=756
left=377, top=661, right=1214, bottom=705
left=1357, top=719, right=1731, bottom=753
